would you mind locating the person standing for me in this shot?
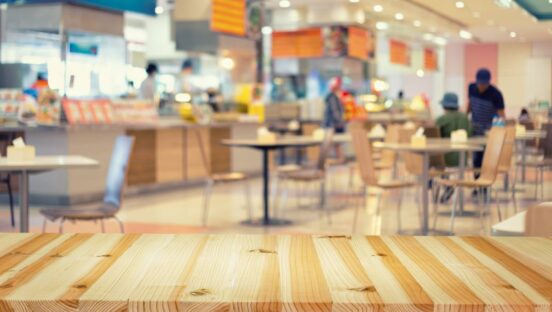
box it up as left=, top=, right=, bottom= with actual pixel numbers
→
left=323, top=77, right=345, bottom=133
left=139, top=63, right=158, bottom=100
left=467, top=68, right=505, bottom=170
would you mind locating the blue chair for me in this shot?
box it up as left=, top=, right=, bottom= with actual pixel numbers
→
left=40, top=136, right=135, bottom=233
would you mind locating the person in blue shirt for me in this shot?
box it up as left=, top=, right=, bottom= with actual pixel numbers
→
left=467, top=68, right=505, bottom=171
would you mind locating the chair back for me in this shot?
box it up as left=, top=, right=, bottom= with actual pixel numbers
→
left=542, top=122, right=552, bottom=159
left=103, top=136, right=135, bottom=208
left=479, top=127, right=507, bottom=183
left=424, top=125, right=446, bottom=168
left=350, top=122, right=378, bottom=186
left=525, top=202, right=552, bottom=236
left=398, top=128, right=424, bottom=176
left=379, top=124, right=400, bottom=166
left=498, top=125, right=516, bottom=172
left=316, top=129, right=334, bottom=170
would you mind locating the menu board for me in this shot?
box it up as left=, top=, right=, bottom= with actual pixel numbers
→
left=0, top=89, right=26, bottom=121
left=348, top=27, right=375, bottom=61
left=211, top=0, right=247, bottom=37
left=110, top=100, right=158, bottom=124
left=424, top=48, right=439, bottom=71
left=390, top=39, right=411, bottom=66
left=62, top=99, right=113, bottom=125
left=272, top=29, right=323, bottom=59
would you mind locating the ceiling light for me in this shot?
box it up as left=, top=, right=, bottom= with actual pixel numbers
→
left=279, top=0, right=290, bottom=8
left=155, top=6, right=164, bottom=14
left=510, top=31, right=517, bottom=38
left=434, top=37, right=447, bottom=45
left=373, top=4, right=383, bottom=12
left=350, top=0, right=359, bottom=2
left=413, top=20, right=421, bottom=27
left=220, top=57, right=235, bottom=70
left=395, top=13, right=404, bottom=21
left=416, top=69, right=425, bottom=78
left=423, top=33, right=434, bottom=41
left=459, top=30, right=473, bottom=40
left=375, top=22, right=389, bottom=30
left=455, top=1, right=465, bottom=8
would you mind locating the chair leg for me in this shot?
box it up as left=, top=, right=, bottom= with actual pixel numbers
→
left=375, top=192, right=383, bottom=216
left=7, top=179, right=14, bottom=227
left=320, top=180, right=331, bottom=225
left=432, top=183, right=442, bottom=230
left=352, top=186, right=366, bottom=234
left=59, top=218, right=65, bottom=233
left=113, top=216, right=125, bottom=233
left=540, top=168, right=545, bottom=201
left=243, top=181, right=253, bottom=221
left=494, top=188, right=502, bottom=222
left=396, top=190, right=403, bottom=234
left=202, top=180, right=214, bottom=227
left=100, top=219, right=106, bottom=233
left=449, top=187, right=459, bottom=235
left=42, top=218, right=47, bottom=233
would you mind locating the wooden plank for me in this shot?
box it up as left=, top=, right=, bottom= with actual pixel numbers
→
left=155, top=128, right=185, bottom=183
left=127, top=130, right=156, bottom=186
left=185, top=128, right=210, bottom=180
left=0, top=235, right=547, bottom=311
left=209, top=127, right=231, bottom=174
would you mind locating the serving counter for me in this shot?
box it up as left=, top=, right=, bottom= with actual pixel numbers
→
left=1, top=120, right=263, bottom=205
left=0, top=234, right=549, bottom=311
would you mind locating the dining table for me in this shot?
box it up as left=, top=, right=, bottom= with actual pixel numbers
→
left=374, top=141, right=483, bottom=235
left=0, top=156, right=98, bottom=232
left=0, top=233, right=549, bottom=311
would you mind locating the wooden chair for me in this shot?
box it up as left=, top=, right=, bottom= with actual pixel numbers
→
left=276, top=129, right=334, bottom=224
left=40, top=136, right=135, bottom=233
left=374, top=124, right=401, bottom=171
left=197, top=130, right=252, bottom=226
left=517, top=122, right=552, bottom=201
left=433, top=127, right=507, bottom=234
left=349, top=122, right=415, bottom=233
left=524, top=202, right=552, bottom=236
left=492, top=125, right=517, bottom=215
left=0, top=134, right=15, bottom=227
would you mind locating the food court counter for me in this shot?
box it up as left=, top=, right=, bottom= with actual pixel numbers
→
left=1, top=120, right=263, bottom=205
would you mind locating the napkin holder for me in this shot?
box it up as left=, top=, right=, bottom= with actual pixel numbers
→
left=313, top=128, right=326, bottom=140
left=7, top=145, right=36, bottom=161
left=411, top=135, right=427, bottom=147
left=450, top=129, right=468, bottom=143
left=515, top=124, right=526, bottom=136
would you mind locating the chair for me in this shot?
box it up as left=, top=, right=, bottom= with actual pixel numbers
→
left=524, top=202, right=552, bottom=236
left=492, top=126, right=517, bottom=214
left=517, top=122, right=552, bottom=201
left=349, top=122, right=415, bottom=233
left=276, top=129, right=334, bottom=223
left=40, top=136, right=135, bottom=233
left=0, top=134, right=15, bottom=227
left=433, top=127, right=507, bottom=234
left=198, top=130, right=252, bottom=226
left=374, top=124, right=401, bottom=171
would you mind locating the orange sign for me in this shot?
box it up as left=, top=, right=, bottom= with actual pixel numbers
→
left=390, top=39, right=410, bottom=66
left=272, top=29, right=323, bottom=58
left=211, top=0, right=246, bottom=37
left=424, top=48, right=438, bottom=71
left=348, top=27, right=369, bottom=60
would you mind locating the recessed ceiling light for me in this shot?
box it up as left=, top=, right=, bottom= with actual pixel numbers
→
left=155, top=6, right=164, bottom=14
left=510, top=31, right=517, bottom=38
left=455, top=1, right=465, bottom=8
left=413, top=20, right=421, bottom=27
left=375, top=21, right=389, bottom=30
left=416, top=69, right=425, bottom=78
left=279, top=0, right=290, bottom=8
left=459, top=30, right=473, bottom=39
left=350, top=0, right=359, bottom=3
left=395, top=12, right=404, bottom=20
left=373, top=4, right=383, bottom=12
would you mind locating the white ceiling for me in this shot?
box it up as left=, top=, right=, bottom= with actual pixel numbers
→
left=266, top=0, right=552, bottom=43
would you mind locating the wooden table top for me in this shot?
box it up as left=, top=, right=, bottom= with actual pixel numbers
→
left=0, top=234, right=550, bottom=311
left=374, top=141, right=483, bottom=153
left=0, top=156, right=98, bottom=172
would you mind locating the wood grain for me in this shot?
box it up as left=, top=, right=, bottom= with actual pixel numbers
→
left=0, top=234, right=549, bottom=311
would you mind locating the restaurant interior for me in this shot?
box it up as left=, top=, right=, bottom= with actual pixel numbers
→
left=0, top=0, right=550, bottom=310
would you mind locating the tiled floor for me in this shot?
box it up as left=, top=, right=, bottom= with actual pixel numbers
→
left=0, top=167, right=548, bottom=235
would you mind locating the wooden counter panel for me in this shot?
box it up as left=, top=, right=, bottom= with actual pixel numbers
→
left=0, top=234, right=549, bottom=311
left=209, top=127, right=231, bottom=174
left=155, top=128, right=185, bottom=183
left=185, top=128, right=210, bottom=180
left=126, top=130, right=156, bottom=186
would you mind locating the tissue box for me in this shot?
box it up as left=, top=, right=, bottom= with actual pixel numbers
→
left=411, top=135, right=427, bottom=147
left=313, top=129, right=326, bottom=140
left=7, top=146, right=36, bottom=161
left=451, top=130, right=468, bottom=143
left=516, top=124, right=526, bottom=136
left=257, top=132, right=277, bottom=143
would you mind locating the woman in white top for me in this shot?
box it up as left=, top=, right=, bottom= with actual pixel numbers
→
left=139, top=63, right=158, bottom=100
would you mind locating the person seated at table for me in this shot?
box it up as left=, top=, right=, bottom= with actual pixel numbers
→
left=435, top=92, right=472, bottom=202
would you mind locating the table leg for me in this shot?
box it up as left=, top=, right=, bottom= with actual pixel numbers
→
left=458, top=151, right=466, bottom=214
left=19, top=171, right=29, bottom=233
left=521, top=140, right=527, bottom=183
left=421, top=153, right=430, bottom=235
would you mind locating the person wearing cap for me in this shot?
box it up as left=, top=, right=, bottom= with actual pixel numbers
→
left=139, top=63, right=159, bottom=100
left=323, top=77, right=345, bottom=133
left=467, top=68, right=505, bottom=170
left=175, top=59, right=194, bottom=94
left=436, top=92, right=472, bottom=167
